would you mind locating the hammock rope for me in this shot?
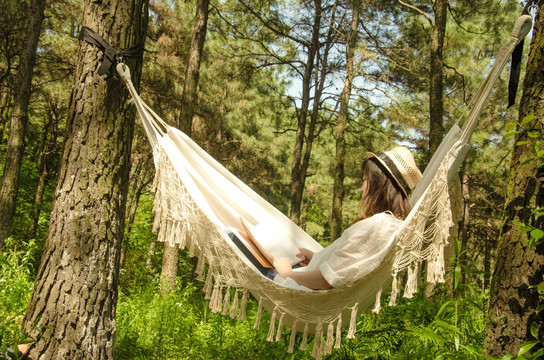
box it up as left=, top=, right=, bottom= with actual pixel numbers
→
left=116, top=14, right=532, bottom=359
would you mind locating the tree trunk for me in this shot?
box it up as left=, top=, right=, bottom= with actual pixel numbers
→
left=178, top=0, right=209, bottom=137
left=0, top=90, right=13, bottom=145
left=28, top=99, right=59, bottom=239
left=458, top=172, right=470, bottom=290
left=483, top=218, right=492, bottom=290
left=289, top=0, right=321, bottom=224
left=160, top=242, right=180, bottom=294
left=121, top=140, right=153, bottom=269
left=331, top=0, right=359, bottom=241
left=21, top=1, right=149, bottom=358
left=161, top=0, right=209, bottom=295
left=484, top=4, right=544, bottom=356
left=428, top=0, right=447, bottom=156
left=0, top=0, right=46, bottom=248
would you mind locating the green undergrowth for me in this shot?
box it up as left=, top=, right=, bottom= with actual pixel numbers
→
left=0, top=239, right=36, bottom=357
left=114, top=277, right=309, bottom=360
left=0, top=240, right=496, bottom=359
left=114, top=254, right=489, bottom=359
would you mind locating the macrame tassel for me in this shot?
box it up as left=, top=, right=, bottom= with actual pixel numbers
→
left=188, top=237, right=196, bottom=257
left=253, top=299, right=263, bottom=330
left=229, top=289, right=239, bottom=319
left=179, top=223, right=188, bottom=250
left=221, top=287, right=231, bottom=316
left=203, top=270, right=213, bottom=300
left=275, top=312, right=285, bottom=342
left=404, top=263, right=419, bottom=298
left=299, top=323, right=309, bottom=351
left=347, top=303, right=358, bottom=339
left=335, top=315, right=342, bottom=349
left=389, top=272, right=399, bottom=306
left=267, top=308, right=277, bottom=342
left=210, top=283, right=222, bottom=313
left=324, top=322, right=335, bottom=355
left=288, top=321, right=298, bottom=353
left=372, top=285, right=383, bottom=314
left=195, top=255, right=206, bottom=279
left=311, top=323, right=324, bottom=360
left=239, top=290, right=248, bottom=321
left=427, top=244, right=445, bottom=284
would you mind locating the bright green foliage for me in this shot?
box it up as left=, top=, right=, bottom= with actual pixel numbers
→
left=0, top=239, right=36, bottom=354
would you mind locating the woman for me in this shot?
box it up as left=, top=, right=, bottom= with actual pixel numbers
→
left=273, top=146, right=422, bottom=290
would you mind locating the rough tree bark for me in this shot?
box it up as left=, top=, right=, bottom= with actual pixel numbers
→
left=160, top=0, right=209, bottom=295
left=331, top=0, right=359, bottom=241
left=484, top=3, right=544, bottom=356
left=0, top=0, right=46, bottom=248
left=20, top=0, right=149, bottom=358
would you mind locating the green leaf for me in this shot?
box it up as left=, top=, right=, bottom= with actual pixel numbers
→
left=0, top=255, right=13, bottom=270
left=505, top=122, right=517, bottom=132
left=522, top=114, right=535, bottom=125
left=532, top=348, right=544, bottom=359
left=517, top=341, right=537, bottom=356
left=516, top=141, right=529, bottom=146
left=504, top=131, right=520, bottom=139
left=530, top=322, right=538, bottom=339
left=453, top=237, right=460, bottom=257
left=528, top=131, right=540, bottom=139
left=433, top=320, right=462, bottom=334
left=537, top=280, right=544, bottom=293
left=530, top=228, right=543, bottom=241
left=435, top=301, right=453, bottom=318
left=454, top=265, right=461, bottom=290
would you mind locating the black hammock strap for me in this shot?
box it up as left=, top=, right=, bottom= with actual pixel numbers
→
left=78, top=26, right=144, bottom=76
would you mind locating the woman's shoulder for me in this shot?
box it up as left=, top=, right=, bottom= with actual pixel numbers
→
left=350, top=212, right=403, bottom=230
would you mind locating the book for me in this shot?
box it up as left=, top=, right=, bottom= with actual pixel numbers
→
left=234, top=217, right=301, bottom=269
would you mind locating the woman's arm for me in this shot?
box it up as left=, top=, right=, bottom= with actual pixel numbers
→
left=273, top=258, right=332, bottom=290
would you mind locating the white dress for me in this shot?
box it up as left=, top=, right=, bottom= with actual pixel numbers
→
left=275, top=212, right=402, bottom=289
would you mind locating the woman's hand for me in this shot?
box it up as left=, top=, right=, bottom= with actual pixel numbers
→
left=273, top=256, right=332, bottom=290
left=273, top=258, right=293, bottom=278
left=296, top=248, right=314, bottom=266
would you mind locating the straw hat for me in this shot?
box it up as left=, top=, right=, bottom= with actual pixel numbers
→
left=367, top=146, right=422, bottom=197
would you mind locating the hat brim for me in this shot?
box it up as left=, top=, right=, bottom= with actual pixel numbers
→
left=367, top=151, right=410, bottom=197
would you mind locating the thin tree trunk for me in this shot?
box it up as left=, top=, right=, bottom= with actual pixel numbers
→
left=146, top=240, right=156, bottom=271
left=331, top=0, right=359, bottom=241
left=429, top=0, right=447, bottom=156
left=21, top=1, right=149, bottom=358
left=484, top=4, right=544, bottom=356
left=160, top=242, right=180, bottom=294
left=28, top=100, right=59, bottom=239
left=0, top=90, right=13, bottom=145
left=121, top=145, right=153, bottom=269
left=483, top=218, right=492, bottom=290
left=0, top=0, right=46, bottom=248
left=178, top=0, right=209, bottom=137
left=289, top=0, right=321, bottom=224
left=458, top=172, right=470, bottom=290
left=161, top=0, right=209, bottom=295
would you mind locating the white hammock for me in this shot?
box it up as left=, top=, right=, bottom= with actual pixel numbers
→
left=117, top=14, right=531, bottom=359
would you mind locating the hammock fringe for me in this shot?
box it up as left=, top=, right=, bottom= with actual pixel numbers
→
left=113, top=13, right=532, bottom=359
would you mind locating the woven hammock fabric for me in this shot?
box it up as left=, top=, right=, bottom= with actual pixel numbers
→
left=116, top=14, right=532, bottom=359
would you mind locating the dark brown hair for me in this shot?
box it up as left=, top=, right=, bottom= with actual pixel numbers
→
left=357, top=157, right=412, bottom=221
